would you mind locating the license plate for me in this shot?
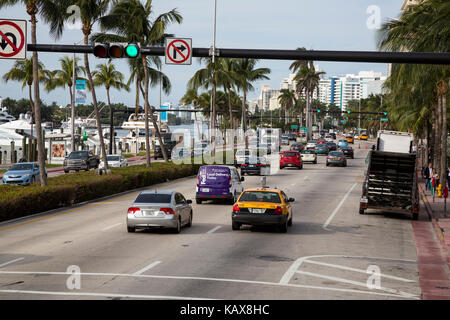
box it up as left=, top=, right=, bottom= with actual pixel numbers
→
left=143, top=210, right=158, bottom=216
left=334, top=157, right=338, bottom=160
left=288, top=164, right=294, bottom=166
left=249, top=165, right=255, bottom=167
left=202, top=188, right=210, bottom=192
left=251, top=208, right=264, bottom=213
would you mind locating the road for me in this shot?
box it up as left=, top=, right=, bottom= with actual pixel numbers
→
left=0, top=139, right=422, bottom=300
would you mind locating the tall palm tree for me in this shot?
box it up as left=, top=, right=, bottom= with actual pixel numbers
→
left=94, top=0, right=182, bottom=165
left=278, top=89, right=297, bottom=125
left=0, top=0, right=65, bottom=186
left=234, top=59, right=271, bottom=148
left=92, top=61, right=130, bottom=154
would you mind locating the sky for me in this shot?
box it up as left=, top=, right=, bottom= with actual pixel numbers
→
left=0, top=0, right=404, bottom=110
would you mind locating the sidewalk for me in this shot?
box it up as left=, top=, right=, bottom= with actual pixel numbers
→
left=416, top=177, right=450, bottom=299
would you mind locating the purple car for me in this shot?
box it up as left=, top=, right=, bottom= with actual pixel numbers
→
left=196, top=165, right=245, bottom=204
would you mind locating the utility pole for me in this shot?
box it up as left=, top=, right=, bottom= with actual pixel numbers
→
left=71, top=45, right=76, bottom=153
left=358, top=98, right=361, bottom=136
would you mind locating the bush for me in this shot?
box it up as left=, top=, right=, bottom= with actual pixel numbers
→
left=0, top=162, right=202, bottom=223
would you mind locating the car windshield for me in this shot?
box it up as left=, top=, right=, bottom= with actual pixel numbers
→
left=283, top=152, right=297, bottom=157
left=107, top=156, right=120, bottom=161
left=239, top=191, right=281, bottom=203
left=9, top=164, right=33, bottom=171
left=329, top=152, right=344, bottom=157
left=68, top=151, right=88, bottom=159
left=307, top=141, right=316, bottom=144
left=237, top=150, right=252, bottom=156
left=134, top=193, right=172, bottom=203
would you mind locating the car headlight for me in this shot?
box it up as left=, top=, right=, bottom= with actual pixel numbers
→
left=22, top=173, right=32, bottom=177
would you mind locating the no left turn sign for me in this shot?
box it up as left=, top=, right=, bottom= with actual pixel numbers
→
left=165, top=38, right=192, bottom=65
left=0, top=19, right=27, bottom=60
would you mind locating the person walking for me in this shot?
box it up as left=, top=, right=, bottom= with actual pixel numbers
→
left=424, top=163, right=433, bottom=192
left=447, top=166, right=450, bottom=189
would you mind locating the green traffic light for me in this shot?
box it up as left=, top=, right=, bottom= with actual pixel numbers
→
left=384, top=112, right=387, bottom=116
left=317, top=110, right=321, bottom=113
left=125, top=44, right=139, bottom=58
left=347, top=110, right=351, bottom=114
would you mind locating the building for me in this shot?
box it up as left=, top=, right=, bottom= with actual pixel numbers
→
left=260, top=84, right=280, bottom=111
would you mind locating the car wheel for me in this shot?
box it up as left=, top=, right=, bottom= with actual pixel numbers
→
left=173, top=217, right=181, bottom=234
left=280, top=166, right=284, bottom=170
left=326, top=163, right=329, bottom=167
left=196, top=199, right=202, bottom=204
left=31, top=176, right=35, bottom=184
left=186, top=211, right=193, bottom=227
left=64, top=169, right=69, bottom=174
left=359, top=209, right=365, bottom=215
left=127, top=226, right=135, bottom=233
left=232, top=221, right=241, bottom=231
left=279, top=219, right=288, bottom=233
left=314, top=159, right=317, bottom=164
left=85, top=164, right=90, bottom=171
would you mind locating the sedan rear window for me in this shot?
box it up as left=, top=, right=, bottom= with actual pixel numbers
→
left=283, top=152, right=298, bottom=157
left=239, top=191, right=281, bottom=203
left=329, top=152, right=344, bottom=157
left=135, top=193, right=172, bottom=203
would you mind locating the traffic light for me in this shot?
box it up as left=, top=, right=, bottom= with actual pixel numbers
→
left=317, top=109, right=321, bottom=113
left=383, top=112, right=388, bottom=116
left=93, top=43, right=141, bottom=58
left=347, top=110, right=351, bottom=114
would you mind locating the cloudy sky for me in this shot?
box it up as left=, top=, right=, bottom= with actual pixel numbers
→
left=0, top=0, right=404, bottom=109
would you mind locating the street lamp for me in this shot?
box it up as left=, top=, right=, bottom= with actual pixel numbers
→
left=71, top=39, right=84, bottom=153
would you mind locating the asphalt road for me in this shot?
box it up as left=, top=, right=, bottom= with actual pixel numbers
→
left=0, top=139, right=422, bottom=300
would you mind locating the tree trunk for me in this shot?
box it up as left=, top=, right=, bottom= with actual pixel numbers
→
left=243, top=89, right=248, bottom=149
left=83, top=33, right=108, bottom=170
left=135, top=78, right=140, bottom=116
left=30, top=14, right=47, bottom=186
left=107, top=88, right=113, bottom=155
left=227, top=87, right=233, bottom=130
left=28, top=84, right=34, bottom=162
left=440, top=91, right=447, bottom=186
left=211, top=81, right=217, bottom=155
left=434, top=99, right=441, bottom=174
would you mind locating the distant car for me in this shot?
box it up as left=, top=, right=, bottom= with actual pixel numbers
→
left=339, top=145, right=354, bottom=159
left=280, top=150, right=303, bottom=169
left=126, top=190, right=193, bottom=233
left=290, top=143, right=304, bottom=153
left=316, top=139, right=327, bottom=145
left=306, top=140, right=317, bottom=150
left=2, top=162, right=46, bottom=185
left=324, top=135, right=333, bottom=142
left=99, top=154, right=128, bottom=169
left=234, top=149, right=255, bottom=167
left=354, top=135, right=359, bottom=140
left=326, top=141, right=337, bottom=151
left=241, top=157, right=269, bottom=176
left=360, top=133, right=368, bottom=140
left=337, top=139, right=348, bottom=148
left=315, top=144, right=329, bottom=155
left=329, top=133, right=337, bottom=140
left=326, top=151, right=347, bottom=167
left=301, top=149, right=318, bottom=164
left=64, top=150, right=100, bottom=173
left=281, top=135, right=290, bottom=145
left=288, top=133, right=297, bottom=141
left=231, top=188, right=294, bottom=232
left=345, top=135, right=354, bottom=144
left=191, top=142, right=211, bottom=157
left=154, top=141, right=177, bottom=160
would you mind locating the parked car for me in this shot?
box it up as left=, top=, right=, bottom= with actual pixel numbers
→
left=231, top=188, right=294, bottom=233
left=196, top=165, right=244, bottom=204
left=300, top=149, right=318, bottom=164
left=99, top=154, right=128, bottom=169
left=326, top=151, right=347, bottom=167
left=339, top=145, right=354, bottom=159
left=154, top=141, right=177, bottom=160
left=315, top=144, right=329, bottom=155
left=326, top=141, right=337, bottom=151
left=290, top=143, right=304, bottom=153
left=64, top=150, right=100, bottom=173
left=280, top=150, right=303, bottom=169
left=2, top=162, right=46, bottom=185
left=126, top=190, right=193, bottom=233
left=241, top=157, right=269, bottom=176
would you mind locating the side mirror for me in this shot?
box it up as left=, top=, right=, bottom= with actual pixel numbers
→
left=288, top=198, right=295, bottom=202
left=186, top=199, right=192, bottom=204
left=240, top=177, right=245, bottom=181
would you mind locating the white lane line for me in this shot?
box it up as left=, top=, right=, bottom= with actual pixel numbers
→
left=0, top=258, right=24, bottom=268
left=322, top=182, right=357, bottom=230
left=303, top=260, right=416, bottom=283
left=206, top=226, right=222, bottom=234
left=0, top=270, right=419, bottom=299
left=0, top=289, right=213, bottom=300
left=101, top=223, right=122, bottom=231
left=294, top=270, right=417, bottom=299
left=133, top=261, right=162, bottom=275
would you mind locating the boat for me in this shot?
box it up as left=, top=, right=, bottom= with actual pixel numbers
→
left=0, top=107, right=16, bottom=125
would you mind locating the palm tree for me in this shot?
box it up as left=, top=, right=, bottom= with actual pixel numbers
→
left=278, top=89, right=297, bottom=125
left=94, top=0, right=182, bottom=165
left=234, top=59, right=271, bottom=147
left=92, top=61, right=130, bottom=154
left=0, top=0, right=65, bottom=186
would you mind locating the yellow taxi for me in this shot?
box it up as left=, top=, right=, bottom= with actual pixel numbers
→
left=359, top=133, right=368, bottom=140
left=231, top=188, right=294, bottom=233
left=345, top=135, right=354, bottom=144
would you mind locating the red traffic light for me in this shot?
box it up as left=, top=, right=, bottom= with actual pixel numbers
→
left=108, top=44, right=124, bottom=58
left=93, top=44, right=109, bottom=58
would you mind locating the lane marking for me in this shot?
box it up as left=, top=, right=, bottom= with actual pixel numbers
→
left=0, top=289, right=213, bottom=300
left=322, top=182, right=357, bottom=231
left=294, top=270, right=417, bottom=298
left=0, top=257, right=24, bottom=268
left=206, top=226, right=222, bottom=234
left=101, top=223, right=122, bottom=231
left=133, top=261, right=162, bottom=275
left=303, top=259, right=416, bottom=283
left=0, top=269, right=419, bottom=299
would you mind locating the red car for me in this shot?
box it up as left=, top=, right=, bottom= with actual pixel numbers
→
left=280, top=151, right=303, bottom=170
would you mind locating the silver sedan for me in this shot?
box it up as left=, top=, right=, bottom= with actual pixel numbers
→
left=126, top=190, right=193, bottom=233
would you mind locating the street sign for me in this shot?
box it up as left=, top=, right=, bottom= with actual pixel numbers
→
left=83, top=131, right=88, bottom=141
left=75, top=80, right=87, bottom=104
left=160, top=105, right=169, bottom=122
left=300, top=127, right=308, bottom=133
left=0, top=19, right=26, bottom=60
left=380, top=118, right=389, bottom=122
left=165, top=38, right=192, bottom=65
left=291, top=125, right=298, bottom=129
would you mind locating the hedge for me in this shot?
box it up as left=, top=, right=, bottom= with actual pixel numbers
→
left=0, top=162, right=202, bottom=223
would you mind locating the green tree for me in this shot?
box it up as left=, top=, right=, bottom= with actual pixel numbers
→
left=278, top=89, right=296, bottom=125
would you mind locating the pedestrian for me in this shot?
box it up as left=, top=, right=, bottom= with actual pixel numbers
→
left=424, top=163, right=433, bottom=192
left=447, top=166, right=450, bottom=188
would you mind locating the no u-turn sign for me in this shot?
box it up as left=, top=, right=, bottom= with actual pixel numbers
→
left=0, top=19, right=27, bottom=60
left=165, top=38, right=192, bottom=65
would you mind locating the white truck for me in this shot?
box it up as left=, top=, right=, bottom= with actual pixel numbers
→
left=359, top=131, right=419, bottom=219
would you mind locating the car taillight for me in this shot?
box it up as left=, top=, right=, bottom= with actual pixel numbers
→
left=232, top=204, right=240, bottom=212
left=127, top=207, right=140, bottom=214
left=160, top=208, right=175, bottom=215
left=229, top=175, right=232, bottom=187
left=257, top=163, right=263, bottom=167
left=241, top=164, right=247, bottom=167
left=340, top=157, right=345, bottom=160
left=197, top=175, right=199, bottom=187
left=327, top=156, right=332, bottom=159
left=274, top=206, right=282, bottom=214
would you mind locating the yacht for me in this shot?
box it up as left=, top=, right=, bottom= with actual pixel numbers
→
left=0, top=107, right=16, bottom=124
